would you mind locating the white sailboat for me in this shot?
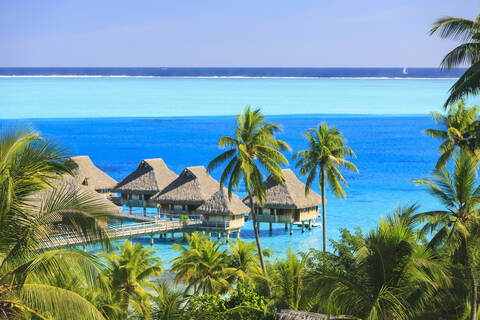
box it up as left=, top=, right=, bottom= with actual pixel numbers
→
left=402, top=67, right=408, bottom=74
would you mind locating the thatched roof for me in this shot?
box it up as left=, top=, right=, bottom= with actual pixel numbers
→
left=66, top=156, right=117, bottom=191
left=113, top=159, right=177, bottom=194
left=197, top=188, right=249, bottom=215
left=152, top=166, right=221, bottom=205
left=278, top=310, right=348, bottom=320
left=28, top=175, right=121, bottom=221
left=245, top=169, right=323, bottom=209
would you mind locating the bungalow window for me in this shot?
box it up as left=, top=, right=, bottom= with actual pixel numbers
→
left=270, top=209, right=275, bottom=216
left=128, top=194, right=132, bottom=200
left=138, top=194, right=143, bottom=201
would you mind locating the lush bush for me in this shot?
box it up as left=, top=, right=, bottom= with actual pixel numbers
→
left=185, top=280, right=272, bottom=320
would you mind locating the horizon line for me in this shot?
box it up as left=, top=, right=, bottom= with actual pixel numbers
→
left=0, top=113, right=432, bottom=121
left=0, top=66, right=466, bottom=69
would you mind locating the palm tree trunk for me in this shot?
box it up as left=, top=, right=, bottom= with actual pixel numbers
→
left=320, top=167, right=326, bottom=252
left=248, top=193, right=271, bottom=297
left=464, top=235, right=477, bottom=320
left=122, top=291, right=130, bottom=320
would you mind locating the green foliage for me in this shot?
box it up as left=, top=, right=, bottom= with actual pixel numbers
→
left=270, top=249, right=310, bottom=311
left=304, top=226, right=365, bottom=276
left=207, top=106, right=290, bottom=292
left=430, top=13, right=480, bottom=106
left=185, top=280, right=272, bottom=320
left=424, top=101, right=480, bottom=168
left=102, top=240, right=163, bottom=319
left=227, top=238, right=263, bottom=282
left=414, top=150, right=480, bottom=320
left=207, top=106, right=290, bottom=205
left=293, top=122, right=358, bottom=252
left=171, top=233, right=235, bottom=295
left=151, top=281, right=186, bottom=320
left=302, top=205, right=450, bottom=319
left=0, top=126, right=116, bottom=320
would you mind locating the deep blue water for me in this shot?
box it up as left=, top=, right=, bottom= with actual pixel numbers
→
left=0, top=115, right=442, bottom=264
left=0, top=67, right=466, bottom=78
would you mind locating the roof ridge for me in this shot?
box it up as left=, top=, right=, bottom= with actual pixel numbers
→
left=282, top=169, right=299, bottom=203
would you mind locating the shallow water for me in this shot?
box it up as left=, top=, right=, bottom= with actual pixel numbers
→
left=2, top=77, right=479, bottom=118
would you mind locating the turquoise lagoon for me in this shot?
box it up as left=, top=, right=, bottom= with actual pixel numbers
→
left=1, top=77, right=473, bottom=118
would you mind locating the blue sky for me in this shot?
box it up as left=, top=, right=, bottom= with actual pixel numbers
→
left=1, top=0, right=478, bottom=67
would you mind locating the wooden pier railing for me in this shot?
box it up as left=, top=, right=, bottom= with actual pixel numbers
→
left=40, top=220, right=200, bottom=249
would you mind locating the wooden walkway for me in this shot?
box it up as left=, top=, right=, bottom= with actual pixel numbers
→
left=109, top=212, right=156, bottom=222
left=41, top=219, right=201, bottom=249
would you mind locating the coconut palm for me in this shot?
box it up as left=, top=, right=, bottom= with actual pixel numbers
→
left=413, top=150, right=480, bottom=320
left=430, top=13, right=480, bottom=106
left=102, top=240, right=163, bottom=320
left=424, top=100, right=480, bottom=168
left=270, top=249, right=310, bottom=311
left=310, top=206, right=449, bottom=320
left=151, top=281, right=186, bottom=320
left=171, top=233, right=234, bottom=295
left=293, top=123, right=358, bottom=252
left=207, top=106, right=290, bottom=281
left=227, top=238, right=272, bottom=283
left=0, top=126, right=116, bottom=319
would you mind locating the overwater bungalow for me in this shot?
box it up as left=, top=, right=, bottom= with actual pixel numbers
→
left=66, top=155, right=117, bottom=195
left=152, top=166, right=246, bottom=236
left=29, top=175, right=121, bottom=229
left=113, top=158, right=178, bottom=214
left=244, top=169, right=322, bottom=234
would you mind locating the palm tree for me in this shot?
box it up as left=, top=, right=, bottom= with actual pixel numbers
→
left=207, top=106, right=290, bottom=280
left=424, top=100, right=480, bottom=168
left=170, top=233, right=234, bottom=295
left=430, top=13, right=480, bottom=106
left=270, top=249, right=310, bottom=311
left=0, top=126, right=116, bottom=319
left=151, top=280, right=186, bottom=320
left=102, top=240, right=163, bottom=320
left=293, top=123, right=358, bottom=252
left=413, top=150, right=480, bottom=320
left=310, top=206, right=449, bottom=320
left=227, top=238, right=272, bottom=283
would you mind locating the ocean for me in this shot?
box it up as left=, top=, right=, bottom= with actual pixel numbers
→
left=0, top=67, right=470, bottom=265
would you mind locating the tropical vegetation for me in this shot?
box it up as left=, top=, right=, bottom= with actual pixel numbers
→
left=424, top=100, right=480, bottom=168
left=207, top=106, right=290, bottom=293
left=431, top=12, right=480, bottom=106
left=293, top=122, right=358, bottom=252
